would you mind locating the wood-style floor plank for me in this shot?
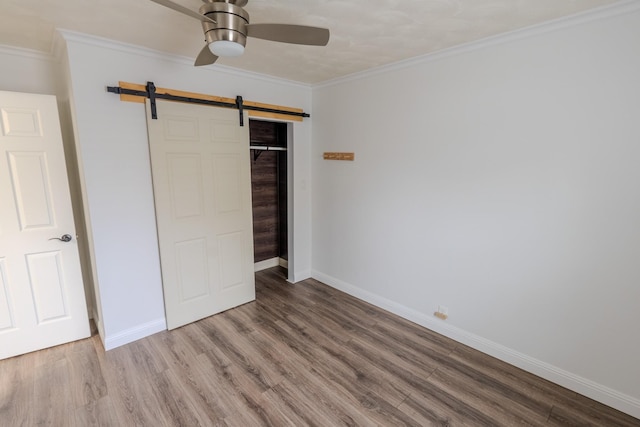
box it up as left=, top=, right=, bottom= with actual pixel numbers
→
left=1, top=266, right=639, bottom=426
left=0, top=351, right=35, bottom=426
left=74, top=395, right=120, bottom=427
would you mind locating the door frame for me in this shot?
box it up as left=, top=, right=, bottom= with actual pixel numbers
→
left=249, top=117, right=296, bottom=283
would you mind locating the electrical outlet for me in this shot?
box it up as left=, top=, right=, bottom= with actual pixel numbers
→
left=434, top=305, right=449, bottom=320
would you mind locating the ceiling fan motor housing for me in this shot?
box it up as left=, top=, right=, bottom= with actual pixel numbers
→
left=200, top=1, right=250, bottom=48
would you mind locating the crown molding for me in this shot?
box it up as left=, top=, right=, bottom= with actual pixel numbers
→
left=56, top=29, right=311, bottom=90
left=314, top=0, right=640, bottom=89
left=0, top=44, right=54, bottom=62
left=50, top=31, right=68, bottom=63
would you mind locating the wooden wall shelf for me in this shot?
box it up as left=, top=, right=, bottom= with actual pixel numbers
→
left=323, top=152, right=354, bottom=161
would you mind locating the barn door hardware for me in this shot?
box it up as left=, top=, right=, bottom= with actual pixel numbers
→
left=106, top=81, right=310, bottom=126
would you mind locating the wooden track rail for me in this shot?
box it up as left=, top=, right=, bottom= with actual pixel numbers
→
left=109, top=81, right=307, bottom=122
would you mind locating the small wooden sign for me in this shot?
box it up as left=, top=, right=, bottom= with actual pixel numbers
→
left=323, top=152, right=355, bottom=161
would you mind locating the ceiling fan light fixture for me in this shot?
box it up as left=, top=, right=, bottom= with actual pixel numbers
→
left=152, top=0, right=330, bottom=67
left=209, top=40, right=245, bottom=57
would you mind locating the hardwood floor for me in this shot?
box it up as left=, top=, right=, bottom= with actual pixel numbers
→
left=1, top=267, right=638, bottom=426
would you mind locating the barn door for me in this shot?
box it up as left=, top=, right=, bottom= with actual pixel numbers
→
left=0, top=91, right=89, bottom=360
left=146, top=100, right=255, bottom=330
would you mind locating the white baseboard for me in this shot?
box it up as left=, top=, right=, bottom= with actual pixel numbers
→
left=103, top=318, right=167, bottom=351
left=291, top=269, right=311, bottom=283
left=311, top=270, right=640, bottom=419
left=254, top=257, right=289, bottom=272
left=92, top=307, right=106, bottom=347
left=254, top=257, right=280, bottom=272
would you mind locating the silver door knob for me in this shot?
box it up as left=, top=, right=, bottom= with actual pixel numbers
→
left=49, top=234, right=72, bottom=242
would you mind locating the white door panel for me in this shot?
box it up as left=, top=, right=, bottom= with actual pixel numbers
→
left=7, top=151, right=56, bottom=229
left=146, top=100, right=255, bottom=330
left=0, top=91, right=89, bottom=360
left=0, top=259, right=14, bottom=331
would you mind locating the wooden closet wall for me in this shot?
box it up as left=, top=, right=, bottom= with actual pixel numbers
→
left=249, top=120, right=288, bottom=264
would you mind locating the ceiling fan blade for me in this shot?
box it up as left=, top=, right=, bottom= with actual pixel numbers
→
left=149, top=0, right=215, bottom=23
left=194, top=45, right=218, bottom=66
left=246, top=24, right=330, bottom=46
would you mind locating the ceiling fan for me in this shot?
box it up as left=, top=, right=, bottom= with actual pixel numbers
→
left=150, top=0, right=330, bottom=66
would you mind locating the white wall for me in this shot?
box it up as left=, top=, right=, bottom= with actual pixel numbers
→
left=61, top=31, right=313, bottom=349
left=311, top=3, right=640, bottom=418
left=54, top=41, right=98, bottom=322
left=0, top=45, right=58, bottom=95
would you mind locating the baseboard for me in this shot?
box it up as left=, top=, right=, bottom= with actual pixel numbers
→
left=291, top=269, right=311, bottom=283
left=254, top=258, right=289, bottom=272
left=254, top=257, right=280, bottom=272
left=92, top=307, right=106, bottom=347
left=103, top=318, right=167, bottom=351
left=311, top=270, right=640, bottom=419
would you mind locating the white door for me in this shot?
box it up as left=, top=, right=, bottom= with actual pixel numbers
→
left=146, top=100, right=255, bottom=330
left=0, top=91, right=89, bottom=360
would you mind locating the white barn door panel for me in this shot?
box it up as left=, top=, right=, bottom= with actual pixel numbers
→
left=0, top=91, right=89, bottom=360
left=146, top=100, right=255, bottom=330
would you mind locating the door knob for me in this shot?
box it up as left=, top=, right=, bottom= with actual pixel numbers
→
left=49, top=234, right=72, bottom=242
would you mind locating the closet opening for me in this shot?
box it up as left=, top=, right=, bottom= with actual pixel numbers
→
left=249, top=119, right=288, bottom=273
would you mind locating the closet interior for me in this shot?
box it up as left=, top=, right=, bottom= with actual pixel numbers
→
left=248, top=119, right=288, bottom=270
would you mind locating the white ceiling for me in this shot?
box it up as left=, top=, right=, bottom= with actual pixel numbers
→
left=0, top=0, right=622, bottom=84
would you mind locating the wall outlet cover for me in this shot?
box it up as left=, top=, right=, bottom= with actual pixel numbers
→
left=434, top=311, right=448, bottom=320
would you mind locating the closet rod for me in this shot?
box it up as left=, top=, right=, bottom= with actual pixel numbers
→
left=250, top=145, right=287, bottom=151
left=250, top=145, right=287, bottom=161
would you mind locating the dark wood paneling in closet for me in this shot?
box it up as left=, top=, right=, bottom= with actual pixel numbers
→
left=250, top=120, right=286, bottom=146
left=249, top=120, right=287, bottom=263
left=251, top=150, right=279, bottom=262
